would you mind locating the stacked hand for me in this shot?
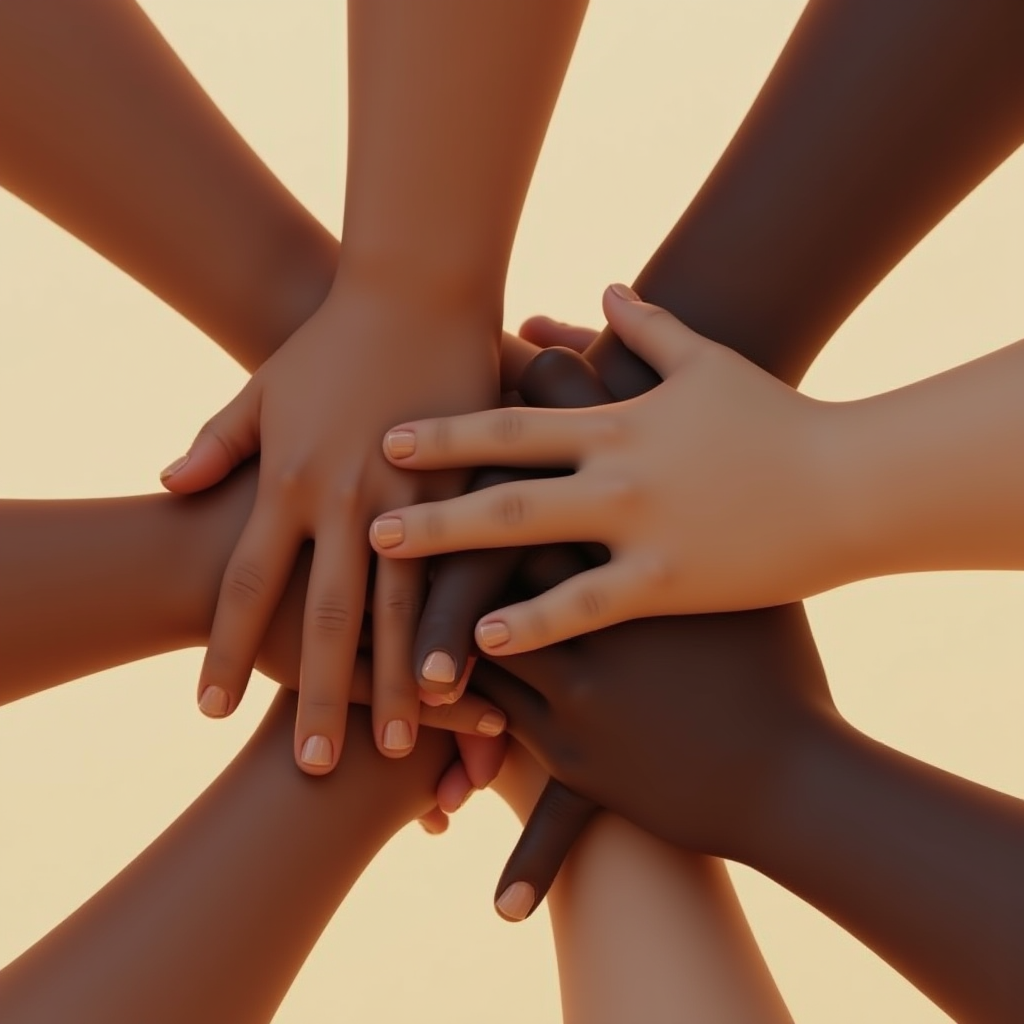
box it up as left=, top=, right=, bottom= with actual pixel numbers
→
left=370, top=284, right=839, bottom=654
left=162, top=275, right=499, bottom=773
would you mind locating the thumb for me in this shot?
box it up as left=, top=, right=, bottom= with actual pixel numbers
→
left=159, top=381, right=261, bottom=493
left=601, top=283, right=705, bottom=379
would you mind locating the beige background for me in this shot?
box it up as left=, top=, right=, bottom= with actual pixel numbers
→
left=1, top=1, right=1023, bottom=1021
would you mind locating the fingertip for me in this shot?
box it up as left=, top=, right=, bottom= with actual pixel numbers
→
left=380, top=718, right=416, bottom=758
left=383, top=428, right=417, bottom=461
left=495, top=881, right=537, bottom=922
left=370, top=516, right=406, bottom=551
left=297, top=733, right=337, bottom=775
left=605, top=282, right=640, bottom=304
left=476, top=619, right=512, bottom=652
left=197, top=684, right=231, bottom=718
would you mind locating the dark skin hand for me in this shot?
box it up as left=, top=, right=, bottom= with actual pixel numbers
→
left=404, top=0, right=1024, bottom=925
left=471, top=599, right=1024, bottom=1023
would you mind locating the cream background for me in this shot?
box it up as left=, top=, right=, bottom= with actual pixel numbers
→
left=1, top=1, right=1023, bottom=1021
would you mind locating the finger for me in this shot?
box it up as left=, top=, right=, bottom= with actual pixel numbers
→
left=475, top=558, right=645, bottom=656
left=372, top=556, right=426, bottom=758
left=494, top=780, right=599, bottom=922
left=293, top=524, right=368, bottom=775
left=419, top=650, right=474, bottom=706
left=160, top=381, right=261, bottom=493
left=518, top=316, right=598, bottom=354
left=435, top=760, right=474, bottom=815
left=343, top=657, right=508, bottom=738
left=519, top=345, right=614, bottom=409
left=469, top=660, right=549, bottom=745
left=455, top=732, right=507, bottom=790
left=418, top=805, right=450, bottom=836
left=371, top=475, right=598, bottom=560
left=602, top=283, right=704, bottom=379
left=416, top=497, right=524, bottom=694
left=381, top=405, right=596, bottom=471
left=199, top=506, right=299, bottom=719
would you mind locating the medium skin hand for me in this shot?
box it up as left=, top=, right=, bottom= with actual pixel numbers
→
left=371, top=285, right=823, bottom=651
left=161, top=279, right=497, bottom=775
left=378, top=285, right=1024, bottom=653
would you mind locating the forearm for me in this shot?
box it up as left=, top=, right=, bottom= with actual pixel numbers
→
left=587, top=0, right=1024, bottom=394
left=0, top=0, right=336, bottom=370
left=493, top=749, right=792, bottom=1024
left=827, top=337, right=1024, bottom=580
left=749, top=717, right=1024, bottom=1022
left=0, top=470, right=257, bottom=703
left=0, top=693, right=452, bottom=1024
left=341, top=0, right=587, bottom=311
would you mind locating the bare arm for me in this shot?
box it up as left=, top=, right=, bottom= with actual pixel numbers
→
left=0, top=693, right=454, bottom=1024
left=493, top=744, right=793, bottom=1024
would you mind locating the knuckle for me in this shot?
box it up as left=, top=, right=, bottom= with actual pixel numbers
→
left=494, top=490, right=527, bottom=527
left=310, top=598, right=355, bottom=637
left=300, top=697, right=345, bottom=720
left=329, top=478, right=361, bottom=513
left=223, top=560, right=268, bottom=606
left=600, top=473, right=642, bottom=511
left=424, top=507, right=448, bottom=542
left=430, top=416, right=453, bottom=454
left=196, top=422, right=246, bottom=466
left=636, top=553, right=675, bottom=590
left=380, top=589, right=421, bottom=619
left=574, top=584, right=606, bottom=624
left=491, top=409, right=526, bottom=446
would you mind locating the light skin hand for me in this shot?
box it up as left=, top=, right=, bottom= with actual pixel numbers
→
left=370, top=285, right=830, bottom=654
left=160, top=278, right=497, bottom=774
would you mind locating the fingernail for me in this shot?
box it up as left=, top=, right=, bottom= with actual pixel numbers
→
left=456, top=786, right=475, bottom=811
left=372, top=517, right=404, bottom=548
left=477, top=620, right=511, bottom=649
left=198, top=685, right=229, bottom=717
left=495, top=881, right=536, bottom=922
left=300, top=735, right=333, bottom=767
left=160, top=454, right=189, bottom=481
left=608, top=282, right=640, bottom=302
left=383, top=719, right=413, bottom=752
left=385, top=430, right=417, bottom=459
left=476, top=710, right=506, bottom=737
left=421, top=650, right=457, bottom=685
left=419, top=819, right=444, bottom=836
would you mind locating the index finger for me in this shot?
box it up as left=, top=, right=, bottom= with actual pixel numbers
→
left=382, top=406, right=600, bottom=471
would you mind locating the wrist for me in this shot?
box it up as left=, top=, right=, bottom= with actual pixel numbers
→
left=161, top=469, right=260, bottom=647
left=333, top=243, right=505, bottom=326
left=815, top=397, right=899, bottom=590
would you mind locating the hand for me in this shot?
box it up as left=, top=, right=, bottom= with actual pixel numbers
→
left=185, top=465, right=509, bottom=830
left=371, top=285, right=834, bottom=654
left=161, top=276, right=498, bottom=773
left=472, top=599, right=836, bottom=918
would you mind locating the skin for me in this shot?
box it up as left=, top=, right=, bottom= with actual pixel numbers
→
left=372, top=288, right=1024, bottom=646
left=160, top=0, right=590, bottom=775
left=472, top=605, right=1024, bottom=1022
left=3, top=6, right=1024, bottom=1020
left=0, top=14, right=792, bottom=1013
left=494, top=742, right=794, bottom=1024
left=0, top=418, right=788, bottom=1024
left=0, top=694, right=457, bottom=1024
left=396, top=0, right=1024, bottom=919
